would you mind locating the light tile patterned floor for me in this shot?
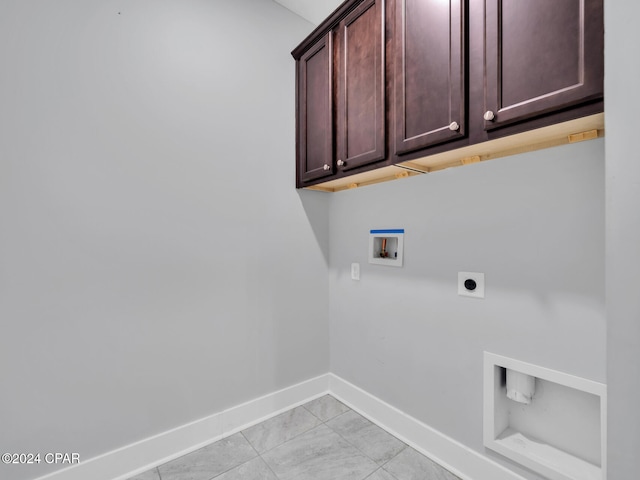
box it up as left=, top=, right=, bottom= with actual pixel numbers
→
left=128, top=395, right=461, bottom=480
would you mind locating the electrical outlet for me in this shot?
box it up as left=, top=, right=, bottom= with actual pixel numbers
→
left=351, top=263, right=360, bottom=281
left=458, top=272, right=485, bottom=298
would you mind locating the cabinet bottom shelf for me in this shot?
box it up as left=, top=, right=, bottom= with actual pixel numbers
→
left=303, top=113, right=604, bottom=193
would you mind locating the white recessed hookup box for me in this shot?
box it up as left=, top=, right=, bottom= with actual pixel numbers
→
left=369, top=229, right=404, bottom=267
left=484, top=352, right=607, bottom=480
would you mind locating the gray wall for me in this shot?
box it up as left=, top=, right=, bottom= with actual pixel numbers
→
left=4, top=1, right=638, bottom=480
left=0, top=2, right=329, bottom=479
left=605, top=1, right=640, bottom=478
left=329, top=139, right=605, bottom=479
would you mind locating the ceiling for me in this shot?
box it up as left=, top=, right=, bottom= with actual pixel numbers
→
left=272, top=0, right=343, bottom=25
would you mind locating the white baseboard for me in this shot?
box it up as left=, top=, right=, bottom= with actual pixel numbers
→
left=34, top=373, right=525, bottom=480
left=328, top=374, right=526, bottom=480
left=33, top=374, right=330, bottom=480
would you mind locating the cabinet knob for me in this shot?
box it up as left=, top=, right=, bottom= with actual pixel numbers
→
left=337, top=160, right=345, bottom=167
left=484, top=110, right=495, bottom=121
left=449, top=121, right=460, bottom=131
left=323, top=164, right=330, bottom=171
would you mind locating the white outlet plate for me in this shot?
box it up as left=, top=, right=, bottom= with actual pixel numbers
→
left=351, top=263, right=360, bottom=281
left=458, top=272, right=485, bottom=298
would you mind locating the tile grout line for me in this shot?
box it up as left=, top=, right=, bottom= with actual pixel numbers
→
left=363, top=466, right=401, bottom=480
left=319, top=408, right=409, bottom=475
left=206, top=438, right=259, bottom=480
left=300, top=400, right=326, bottom=423
left=244, top=395, right=374, bottom=478
left=243, top=405, right=323, bottom=456
left=133, top=394, right=448, bottom=480
left=150, top=397, right=336, bottom=480
left=302, top=395, right=409, bottom=480
left=321, top=396, right=408, bottom=465
left=161, top=433, right=259, bottom=480
left=325, top=394, right=462, bottom=479
left=259, top=453, right=283, bottom=480
left=240, top=430, right=284, bottom=480
left=241, top=394, right=355, bottom=457
left=264, top=397, right=381, bottom=480
left=302, top=394, right=350, bottom=424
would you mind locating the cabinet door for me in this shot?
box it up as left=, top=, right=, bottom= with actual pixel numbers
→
left=394, top=0, right=466, bottom=156
left=336, top=0, right=386, bottom=171
left=484, top=0, right=603, bottom=130
left=297, top=34, right=334, bottom=183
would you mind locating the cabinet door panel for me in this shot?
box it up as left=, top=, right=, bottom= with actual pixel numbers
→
left=336, top=0, right=385, bottom=171
left=298, top=34, right=334, bottom=183
left=484, top=0, right=603, bottom=129
left=394, top=0, right=466, bottom=155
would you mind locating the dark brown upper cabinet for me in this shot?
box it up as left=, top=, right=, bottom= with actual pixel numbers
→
left=393, top=0, right=466, bottom=155
left=293, top=0, right=388, bottom=187
left=296, top=33, right=334, bottom=183
left=483, top=0, right=604, bottom=130
left=292, top=0, right=604, bottom=190
left=336, top=0, right=386, bottom=171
